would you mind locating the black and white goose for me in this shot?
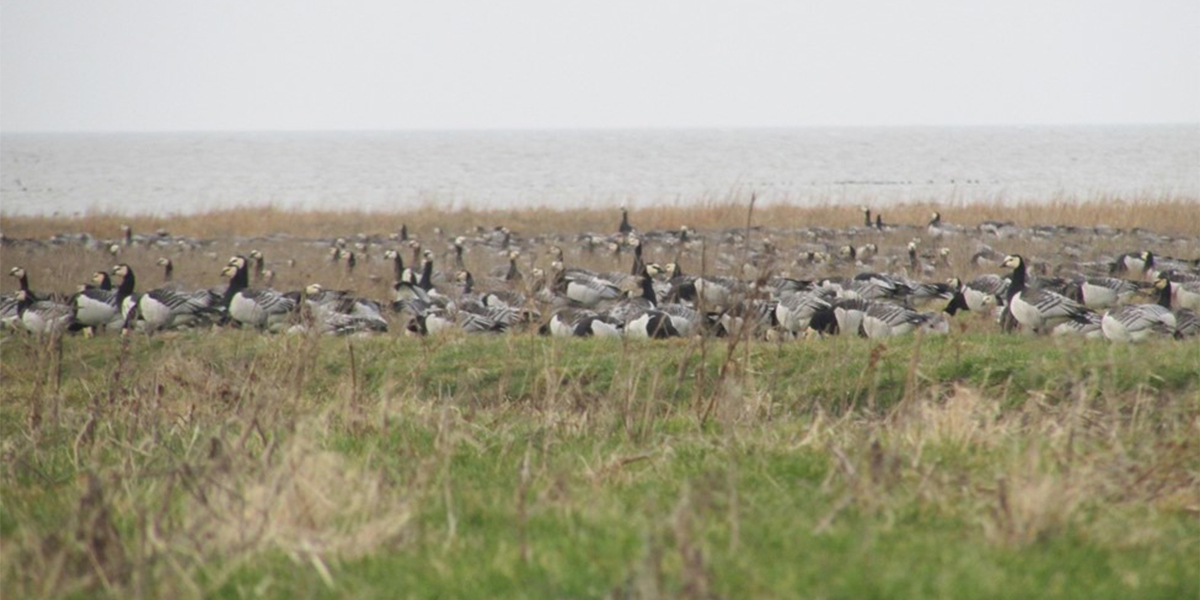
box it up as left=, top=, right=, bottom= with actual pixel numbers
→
left=1100, top=277, right=1178, bottom=342
left=301, top=284, right=388, bottom=335
left=775, top=290, right=833, bottom=334
left=156, top=257, right=175, bottom=283
left=552, top=263, right=621, bottom=307
left=72, top=265, right=137, bottom=332
left=861, top=301, right=949, bottom=338
left=1001, top=255, right=1093, bottom=333
left=221, top=257, right=298, bottom=331
left=1067, top=276, right=1139, bottom=309
left=1168, top=278, right=1200, bottom=311
left=547, top=308, right=622, bottom=338
left=949, top=275, right=1008, bottom=313
left=112, top=264, right=221, bottom=332
left=13, top=290, right=73, bottom=335
left=1110, top=251, right=1154, bottom=279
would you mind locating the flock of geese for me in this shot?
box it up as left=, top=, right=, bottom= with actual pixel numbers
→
left=3, top=207, right=1199, bottom=343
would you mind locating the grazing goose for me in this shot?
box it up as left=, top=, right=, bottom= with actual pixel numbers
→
left=72, top=265, right=137, bottom=332
left=861, top=302, right=947, bottom=338
left=1067, top=276, right=1139, bottom=309
left=949, top=275, right=1007, bottom=313
left=775, top=291, right=832, bottom=334
left=1001, top=255, right=1093, bottom=333
left=1101, top=278, right=1178, bottom=342
left=13, top=290, right=73, bottom=335
left=221, top=258, right=298, bottom=331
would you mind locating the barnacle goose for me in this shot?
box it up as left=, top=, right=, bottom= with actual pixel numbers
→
left=618, top=205, right=634, bottom=235
left=1111, top=251, right=1154, bottom=279
left=552, top=263, right=621, bottom=307
left=861, top=302, right=948, bottom=338
left=1168, top=278, right=1200, bottom=311
left=775, top=290, right=832, bottom=334
left=72, top=265, right=137, bottom=331
left=1067, top=276, right=1139, bottom=309
left=949, top=275, right=1007, bottom=313
left=1100, top=277, right=1178, bottom=342
left=547, top=307, right=622, bottom=338
left=1001, top=255, right=1093, bottom=333
left=383, top=249, right=406, bottom=282
left=13, top=290, right=73, bottom=335
left=301, top=284, right=388, bottom=334
left=156, top=257, right=174, bottom=283
left=221, top=257, right=298, bottom=331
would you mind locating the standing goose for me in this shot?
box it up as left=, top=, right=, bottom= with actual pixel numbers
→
left=71, top=265, right=136, bottom=332
left=383, top=249, right=406, bottom=282
left=1001, top=255, right=1093, bottom=333
left=1100, top=277, right=1178, bottom=342
left=156, top=257, right=174, bottom=283
left=221, top=257, right=298, bottom=331
left=618, top=205, right=633, bottom=235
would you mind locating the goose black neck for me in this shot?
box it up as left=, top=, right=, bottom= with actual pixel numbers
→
left=1007, top=260, right=1027, bottom=299
left=1157, top=281, right=1172, bottom=308
left=641, top=274, right=657, bottom=305
left=463, top=272, right=474, bottom=294
left=223, top=264, right=248, bottom=305
left=419, top=260, right=433, bottom=291
left=864, top=210, right=871, bottom=228
left=392, top=255, right=404, bottom=281
left=455, top=246, right=464, bottom=270
left=875, top=215, right=883, bottom=230
left=116, top=269, right=136, bottom=300
left=164, top=264, right=173, bottom=281
left=400, top=224, right=408, bottom=241
left=944, top=291, right=969, bottom=316
left=16, top=273, right=30, bottom=292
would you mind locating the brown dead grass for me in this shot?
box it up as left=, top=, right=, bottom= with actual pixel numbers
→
left=3, top=195, right=1198, bottom=240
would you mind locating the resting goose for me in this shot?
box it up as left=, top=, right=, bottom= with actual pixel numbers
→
left=1168, top=279, right=1200, bottom=311
left=1001, top=255, right=1093, bottom=333
left=552, top=263, right=621, bottom=307
left=1100, top=277, right=1178, bottom=342
left=301, top=284, right=388, bottom=335
left=547, top=307, right=622, bottom=338
left=221, top=257, right=298, bottom=331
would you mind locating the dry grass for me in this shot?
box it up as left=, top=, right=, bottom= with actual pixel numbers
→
left=3, top=195, right=1198, bottom=241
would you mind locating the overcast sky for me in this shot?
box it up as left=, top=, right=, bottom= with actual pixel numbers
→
left=2, top=0, right=1197, bottom=132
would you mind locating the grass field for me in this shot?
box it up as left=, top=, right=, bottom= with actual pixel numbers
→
left=2, top=328, right=1197, bottom=599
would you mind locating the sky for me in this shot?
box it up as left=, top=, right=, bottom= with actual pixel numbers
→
left=1, top=0, right=1198, bottom=132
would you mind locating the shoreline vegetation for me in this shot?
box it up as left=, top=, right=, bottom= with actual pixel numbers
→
left=3, top=195, right=1199, bottom=239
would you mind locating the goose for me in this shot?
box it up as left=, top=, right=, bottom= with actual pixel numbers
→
left=504, top=250, right=523, bottom=282
left=13, top=289, right=72, bottom=335
left=862, top=207, right=872, bottom=229
left=1051, top=312, right=1104, bottom=339
left=547, top=308, right=622, bottom=338
left=861, top=302, right=948, bottom=338
left=453, top=236, right=467, bottom=271
left=383, top=249, right=406, bottom=282
left=775, top=291, right=832, bottom=334
left=949, top=275, right=1007, bottom=312
left=301, top=284, right=388, bottom=334
left=1174, top=308, right=1199, bottom=338
left=618, top=205, right=634, bottom=235
left=1111, top=251, right=1154, bottom=278
left=156, top=257, right=174, bottom=283
left=1168, top=278, right=1200, bottom=311
left=1067, top=276, right=1139, bottom=309
left=72, top=265, right=137, bottom=331
left=552, top=264, right=621, bottom=307
left=0, top=294, right=18, bottom=329
left=248, top=249, right=265, bottom=281
left=1001, top=255, right=1093, bottom=333
left=1100, top=277, right=1177, bottom=342
left=221, top=258, right=298, bottom=331
left=927, top=212, right=959, bottom=237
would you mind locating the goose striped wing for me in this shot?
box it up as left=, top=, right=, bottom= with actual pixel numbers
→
left=240, top=289, right=297, bottom=314
left=1020, top=288, right=1090, bottom=319
left=865, top=302, right=927, bottom=327
left=1108, top=305, right=1176, bottom=334
left=967, top=274, right=1009, bottom=297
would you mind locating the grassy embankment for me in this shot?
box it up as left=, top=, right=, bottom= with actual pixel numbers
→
left=2, top=329, right=1197, bottom=599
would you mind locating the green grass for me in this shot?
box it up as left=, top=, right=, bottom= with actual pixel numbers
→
left=1, top=330, right=1198, bottom=599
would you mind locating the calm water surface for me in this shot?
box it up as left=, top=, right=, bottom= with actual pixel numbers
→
left=1, top=126, right=1197, bottom=216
